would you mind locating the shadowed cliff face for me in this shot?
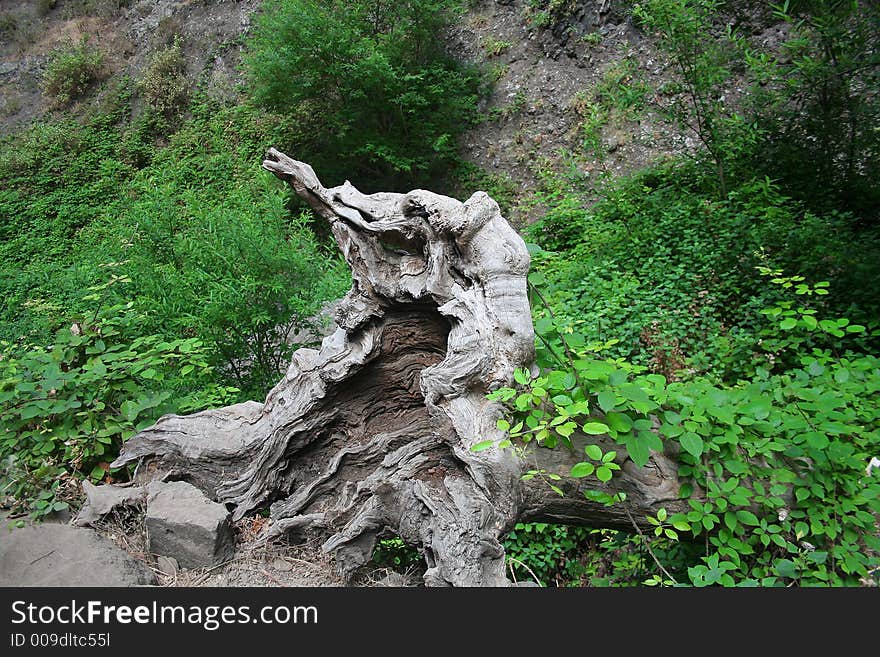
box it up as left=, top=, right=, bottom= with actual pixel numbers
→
left=0, top=0, right=261, bottom=133
left=0, top=0, right=691, bottom=224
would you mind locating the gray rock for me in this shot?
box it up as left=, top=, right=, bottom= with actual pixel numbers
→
left=0, top=62, right=17, bottom=76
left=156, top=555, right=179, bottom=576
left=145, top=480, right=234, bottom=569
left=73, top=481, right=145, bottom=527
left=0, top=524, right=155, bottom=586
left=271, top=557, right=292, bottom=572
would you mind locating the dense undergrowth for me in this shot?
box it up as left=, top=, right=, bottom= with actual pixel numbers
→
left=1, top=0, right=878, bottom=586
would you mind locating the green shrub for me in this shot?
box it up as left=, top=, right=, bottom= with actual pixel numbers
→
left=245, top=0, right=481, bottom=191
left=113, top=100, right=349, bottom=397
left=483, top=38, right=512, bottom=57
left=0, top=273, right=238, bottom=519
left=504, top=523, right=593, bottom=586
left=138, top=40, right=189, bottom=118
left=41, top=38, right=105, bottom=106
left=487, top=273, right=880, bottom=586
left=747, top=1, right=880, bottom=225
left=526, top=167, right=880, bottom=379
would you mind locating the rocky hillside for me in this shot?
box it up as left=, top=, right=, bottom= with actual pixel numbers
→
left=0, top=0, right=694, bottom=217
left=0, top=0, right=259, bottom=132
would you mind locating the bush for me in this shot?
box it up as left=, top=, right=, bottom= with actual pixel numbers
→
left=748, top=1, right=880, bottom=225
left=41, top=38, right=105, bottom=106
left=526, top=166, right=880, bottom=379
left=114, top=100, right=350, bottom=397
left=489, top=281, right=880, bottom=586
left=0, top=273, right=238, bottom=519
left=138, top=40, right=189, bottom=119
left=245, top=0, right=481, bottom=191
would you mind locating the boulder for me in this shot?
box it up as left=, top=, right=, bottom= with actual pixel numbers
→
left=145, top=480, right=234, bottom=569
left=0, top=523, right=155, bottom=586
left=73, top=480, right=146, bottom=527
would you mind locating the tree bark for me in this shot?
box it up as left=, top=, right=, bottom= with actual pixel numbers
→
left=111, top=149, right=687, bottom=586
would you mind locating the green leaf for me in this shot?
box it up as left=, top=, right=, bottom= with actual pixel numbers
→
left=569, top=462, right=595, bottom=478
left=804, top=432, right=829, bottom=450
left=679, top=432, right=704, bottom=458
left=119, top=399, right=141, bottom=423
left=774, top=559, right=798, bottom=579
left=584, top=444, right=602, bottom=460
left=597, top=390, right=617, bottom=412
left=528, top=272, right=547, bottom=286
left=549, top=484, right=564, bottom=497
left=470, top=440, right=494, bottom=452
left=557, top=421, right=576, bottom=438
left=535, top=317, right=554, bottom=335
left=20, top=405, right=43, bottom=420
left=582, top=421, right=610, bottom=435
left=513, top=368, right=530, bottom=385
left=736, top=510, right=759, bottom=526
left=779, top=318, right=797, bottom=330
left=596, top=466, right=613, bottom=483
left=625, top=434, right=650, bottom=467
left=620, top=383, right=650, bottom=404
left=606, top=411, right=633, bottom=432
left=496, top=419, right=510, bottom=432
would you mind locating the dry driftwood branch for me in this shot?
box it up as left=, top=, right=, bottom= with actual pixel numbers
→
left=111, top=149, right=686, bottom=586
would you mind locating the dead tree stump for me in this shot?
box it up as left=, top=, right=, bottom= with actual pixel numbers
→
left=112, top=150, right=685, bottom=586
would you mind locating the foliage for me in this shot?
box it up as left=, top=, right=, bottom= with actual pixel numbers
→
left=245, top=0, right=481, bottom=191
left=0, top=84, right=141, bottom=344
left=138, top=40, right=189, bottom=119
left=523, top=0, right=580, bottom=30
left=0, top=92, right=348, bottom=400
left=633, top=0, right=758, bottom=197
left=488, top=271, right=880, bottom=586
left=0, top=273, right=238, bottom=519
left=527, top=168, right=880, bottom=379
left=748, top=0, right=880, bottom=224
left=504, top=523, right=594, bottom=586
left=113, top=100, right=349, bottom=396
left=41, top=38, right=106, bottom=107
left=483, top=38, right=512, bottom=57
left=569, top=55, right=651, bottom=166
left=371, top=535, right=422, bottom=573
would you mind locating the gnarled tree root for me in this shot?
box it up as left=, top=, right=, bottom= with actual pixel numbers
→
left=111, top=150, right=685, bottom=586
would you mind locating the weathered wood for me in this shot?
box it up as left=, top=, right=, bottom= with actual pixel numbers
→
left=111, top=149, right=686, bottom=586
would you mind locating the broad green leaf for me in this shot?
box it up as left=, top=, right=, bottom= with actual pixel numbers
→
left=774, top=559, right=798, bottom=579
left=570, top=462, right=595, bottom=478
left=679, top=432, right=703, bottom=458
left=470, top=440, right=494, bottom=452
left=597, top=390, right=617, bottom=412
left=606, top=411, right=633, bottom=432
left=596, top=466, right=612, bottom=483
left=582, top=421, right=610, bottom=435
left=625, top=434, right=650, bottom=467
